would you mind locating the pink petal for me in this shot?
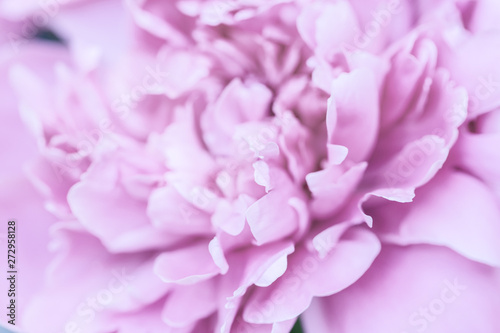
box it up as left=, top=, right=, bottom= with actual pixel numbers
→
left=303, top=244, right=500, bottom=333
left=243, top=226, right=380, bottom=323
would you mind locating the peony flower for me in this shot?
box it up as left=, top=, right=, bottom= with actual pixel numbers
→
left=1, top=0, right=500, bottom=332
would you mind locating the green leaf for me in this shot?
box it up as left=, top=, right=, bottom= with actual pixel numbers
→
left=290, top=318, right=304, bottom=333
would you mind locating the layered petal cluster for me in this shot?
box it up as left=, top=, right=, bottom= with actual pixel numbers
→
left=1, top=0, right=500, bottom=332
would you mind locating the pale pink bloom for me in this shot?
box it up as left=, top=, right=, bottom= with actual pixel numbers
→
left=1, top=0, right=500, bottom=332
